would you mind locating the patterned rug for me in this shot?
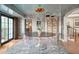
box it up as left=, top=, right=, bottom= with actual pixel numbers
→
left=5, top=37, right=68, bottom=54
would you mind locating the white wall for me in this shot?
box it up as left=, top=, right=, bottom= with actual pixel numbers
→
left=32, top=15, right=46, bottom=32
left=68, top=17, right=79, bottom=33
left=32, top=18, right=37, bottom=32
left=63, top=17, right=68, bottom=42
left=18, top=17, right=25, bottom=38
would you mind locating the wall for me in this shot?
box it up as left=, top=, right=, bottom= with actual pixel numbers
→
left=32, top=14, right=46, bottom=32
left=68, top=17, right=79, bottom=33
left=18, top=17, right=25, bottom=38
left=32, top=18, right=37, bottom=32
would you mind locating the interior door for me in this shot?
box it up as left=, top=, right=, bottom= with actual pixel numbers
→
left=47, top=16, right=58, bottom=38
left=25, top=20, right=32, bottom=36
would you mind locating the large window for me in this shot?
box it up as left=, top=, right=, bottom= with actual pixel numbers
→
left=1, top=15, right=13, bottom=43
left=9, top=18, right=13, bottom=39
left=1, top=16, right=8, bottom=43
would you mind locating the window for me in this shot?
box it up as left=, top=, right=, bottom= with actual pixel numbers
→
left=1, top=16, right=8, bottom=43
left=9, top=18, right=13, bottom=39
left=1, top=15, right=14, bottom=43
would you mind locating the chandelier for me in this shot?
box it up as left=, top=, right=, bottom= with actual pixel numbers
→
left=35, top=5, right=45, bottom=13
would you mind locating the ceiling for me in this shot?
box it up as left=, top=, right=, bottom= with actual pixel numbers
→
left=5, top=4, right=79, bottom=18
left=13, top=4, right=61, bottom=17
left=0, top=5, right=23, bottom=18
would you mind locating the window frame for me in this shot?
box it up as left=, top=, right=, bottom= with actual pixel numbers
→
left=0, top=11, right=14, bottom=45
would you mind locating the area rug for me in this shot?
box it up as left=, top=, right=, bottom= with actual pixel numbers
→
left=5, top=37, right=68, bottom=54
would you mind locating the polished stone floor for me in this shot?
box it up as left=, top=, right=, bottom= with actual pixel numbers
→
left=5, top=36, right=68, bottom=54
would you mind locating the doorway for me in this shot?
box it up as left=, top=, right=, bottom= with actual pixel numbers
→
left=46, top=15, right=59, bottom=39
left=25, top=20, right=32, bottom=36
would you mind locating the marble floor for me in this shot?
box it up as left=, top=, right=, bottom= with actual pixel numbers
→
left=4, top=36, right=68, bottom=54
